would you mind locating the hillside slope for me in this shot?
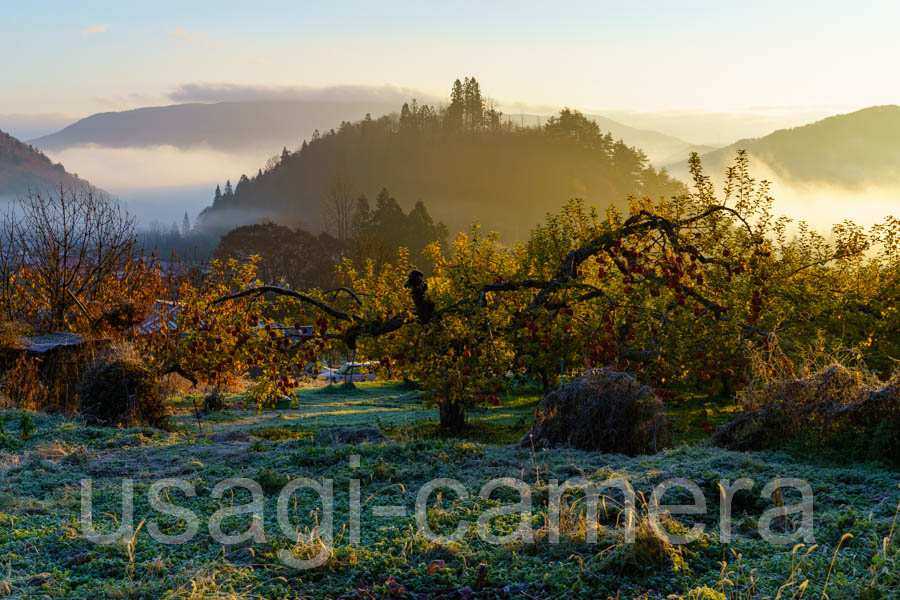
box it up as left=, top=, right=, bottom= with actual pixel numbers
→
left=587, top=114, right=714, bottom=166
left=675, top=105, right=900, bottom=185
left=31, top=100, right=712, bottom=169
left=0, top=129, right=88, bottom=197
left=30, top=100, right=403, bottom=152
left=196, top=107, right=687, bottom=241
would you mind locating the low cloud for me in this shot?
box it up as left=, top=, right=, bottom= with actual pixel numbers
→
left=44, top=144, right=266, bottom=190
left=171, top=28, right=218, bottom=47
left=41, top=144, right=270, bottom=224
left=80, top=24, right=109, bottom=36
left=90, top=92, right=165, bottom=111
left=746, top=157, right=900, bottom=232
left=168, top=82, right=440, bottom=105
left=686, top=154, right=900, bottom=233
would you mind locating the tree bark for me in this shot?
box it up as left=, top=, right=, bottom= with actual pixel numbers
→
left=439, top=398, right=466, bottom=431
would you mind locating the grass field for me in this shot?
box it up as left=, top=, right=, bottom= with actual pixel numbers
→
left=0, top=382, right=898, bottom=599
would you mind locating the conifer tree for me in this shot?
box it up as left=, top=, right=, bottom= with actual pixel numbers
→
left=447, top=79, right=465, bottom=131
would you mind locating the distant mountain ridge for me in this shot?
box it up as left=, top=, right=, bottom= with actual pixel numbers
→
left=675, top=105, right=900, bottom=186
left=195, top=104, right=687, bottom=241
left=0, top=129, right=88, bottom=197
left=30, top=100, right=405, bottom=152
left=586, top=114, right=714, bottom=165
left=31, top=100, right=712, bottom=167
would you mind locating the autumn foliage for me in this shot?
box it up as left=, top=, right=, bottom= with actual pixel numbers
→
left=3, top=153, right=900, bottom=442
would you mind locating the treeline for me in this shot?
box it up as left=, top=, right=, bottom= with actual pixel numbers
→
left=195, top=78, right=685, bottom=241
left=0, top=130, right=85, bottom=195
left=138, top=213, right=218, bottom=261
left=213, top=187, right=447, bottom=289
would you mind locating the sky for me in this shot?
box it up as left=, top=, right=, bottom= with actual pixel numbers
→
left=2, top=0, right=899, bottom=121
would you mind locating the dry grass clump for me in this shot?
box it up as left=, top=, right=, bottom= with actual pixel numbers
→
left=78, top=343, right=169, bottom=429
left=521, top=368, right=671, bottom=455
left=0, top=337, right=96, bottom=414
left=160, top=372, right=195, bottom=397
left=0, top=355, right=46, bottom=410
left=0, top=320, right=25, bottom=350
left=712, top=340, right=899, bottom=463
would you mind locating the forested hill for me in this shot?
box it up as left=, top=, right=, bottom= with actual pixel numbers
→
left=0, top=129, right=87, bottom=197
left=683, top=105, right=900, bottom=186
left=195, top=80, right=686, bottom=241
left=29, top=100, right=401, bottom=152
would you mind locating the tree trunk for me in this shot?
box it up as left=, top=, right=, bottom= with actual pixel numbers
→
left=540, top=372, right=551, bottom=396
left=720, top=374, right=732, bottom=398
left=439, top=398, right=466, bottom=431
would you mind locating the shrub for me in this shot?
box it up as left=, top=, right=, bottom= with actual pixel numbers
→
left=0, top=321, right=25, bottom=350
left=520, top=368, right=671, bottom=455
left=712, top=345, right=900, bottom=463
left=203, top=391, right=226, bottom=412
left=18, top=411, right=34, bottom=441
left=255, top=466, right=289, bottom=494
left=78, top=346, right=169, bottom=429
left=0, top=355, right=46, bottom=410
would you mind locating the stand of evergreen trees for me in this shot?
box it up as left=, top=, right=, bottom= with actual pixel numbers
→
left=195, top=77, right=685, bottom=242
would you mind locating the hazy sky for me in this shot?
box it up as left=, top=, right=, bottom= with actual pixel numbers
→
left=2, top=0, right=899, bottom=119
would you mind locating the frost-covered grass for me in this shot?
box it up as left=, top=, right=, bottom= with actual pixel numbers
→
left=0, top=382, right=897, bottom=599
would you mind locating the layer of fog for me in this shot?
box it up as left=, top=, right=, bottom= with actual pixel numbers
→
left=669, top=154, right=900, bottom=234
left=746, top=158, right=900, bottom=232
left=156, top=83, right=847, bottom=150
left=44, top=144, right=274, bottom=226
left=42, top=140, right=900, bottom=239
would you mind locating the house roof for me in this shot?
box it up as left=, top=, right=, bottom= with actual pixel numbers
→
left=17, top=332, right=84, bottom=353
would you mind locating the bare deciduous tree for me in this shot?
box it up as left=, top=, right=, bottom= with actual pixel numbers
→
left=0, top=207, right=24, bottom=323
left=321, top=174, right=354, bottom=242
left=18, top=185, right=136, bottom=331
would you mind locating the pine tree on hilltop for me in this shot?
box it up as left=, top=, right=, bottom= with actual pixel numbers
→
left=447, top=79, right=465, bottom=132
left=464, top=76, right=484, bottom=131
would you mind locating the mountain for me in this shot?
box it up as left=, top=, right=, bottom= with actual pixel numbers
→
left=0, top=129, right=88, bottom=198
left=30, top=100, right=404, bottom=153
left=673, top=105, right=900, bottom=186
left=31, top=100, right=711, bottom=168
left=586, top=114, right=714, bottom=166
left=601, top=108, right=837, bottom=148
left=195, top=106, right=687, bottom=241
